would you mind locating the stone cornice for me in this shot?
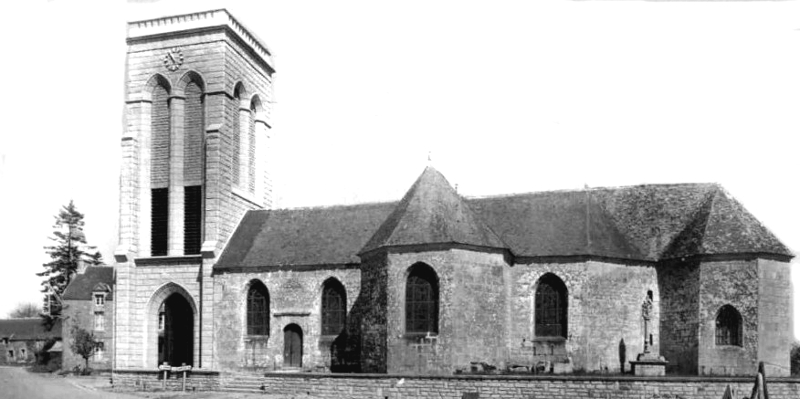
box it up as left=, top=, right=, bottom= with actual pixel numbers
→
left=127, top=9, right=274, bottom=72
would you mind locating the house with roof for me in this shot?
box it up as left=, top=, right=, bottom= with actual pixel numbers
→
left=62, top=265, right=114, bottom=371
left=110, top=9, right=793, bottom=379
left=0, top=318, right=61, bottom=366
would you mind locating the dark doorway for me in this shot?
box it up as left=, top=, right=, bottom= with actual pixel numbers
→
left=158, top=293, right=194, bottom=366
left=283, top=324, right=302, bottom=368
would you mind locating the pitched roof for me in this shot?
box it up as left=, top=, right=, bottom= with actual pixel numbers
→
left=216, top=202, right=397, bottom=269
left=215, top=170, right=792, bottom=270
left=0, top=319, right=61, bottom=340
left=468, top=190, right=643, bottom=259
left=360, top=167, right=506, bottom=254
left=62, top=266, right=114, bottom=301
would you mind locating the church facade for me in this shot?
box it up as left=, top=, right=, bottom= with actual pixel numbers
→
left=113, top=9, right=794, bottom=377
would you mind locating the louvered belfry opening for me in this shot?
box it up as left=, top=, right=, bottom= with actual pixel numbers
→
left=183, top=185, right=202, bottom=255
left=247, top=282, right=270, bottom=336
left=321, top=279, right=346, bottom=336
left=405, top=263, right=439, bottom=334
left=535, top=273, right=568, bottom=338
left=151, top=188, right=169, bottom=256
left=232, top=85, right=242, bottom=188
left=150, top=82, right=171, bottom=257
left=247, top=100, right=257, bottom=193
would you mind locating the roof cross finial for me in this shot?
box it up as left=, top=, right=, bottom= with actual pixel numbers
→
left=427, top=151, right=432, bottom=165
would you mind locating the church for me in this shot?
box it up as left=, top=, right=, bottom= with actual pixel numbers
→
left=111, top=9, right=794, bottom=378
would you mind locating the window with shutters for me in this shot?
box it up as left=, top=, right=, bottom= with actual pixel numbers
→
left=94, top=312, right=105, bottom=331
left=716, top=305, right=742, bottom=346
left=184, top=185, right=202, bottom=255
left=405, top=263, right=438, bottom=334
left=321, top=279, right=346, bottom=336
left=247, top=281, right=270, bottom=336
left=151, top=188, right=169, bottom=256
left=535, top=273, right=568, bottom=338
left=95, top=342, right=105, bottom=360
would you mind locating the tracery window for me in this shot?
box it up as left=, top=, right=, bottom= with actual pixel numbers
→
left=247, top=282, right=270, bottom=336
left=321, top=279, right=346, bottom=336
left=535, top=273, right=568, bottom=338
left=715, top=304, right=742, bottom=346
left=405, top=264, right=438, bottom=334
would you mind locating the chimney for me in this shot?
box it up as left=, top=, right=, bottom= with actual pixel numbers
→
left=77, top=259, right=88, bottom=274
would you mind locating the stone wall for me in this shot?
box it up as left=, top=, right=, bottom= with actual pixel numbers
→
left=658, top=261, right=700, bottom=374
left=112, top=369, right=220, bottom=391
left=757, top=259, right=793, bottom=377
left=510, top=259, right=659, bottom=374
left=358, top=253, right=389, bottom=373
left=112, top=371, right=800, bottom=398
left=697, top=260, right=758, bottom=376
left=213, top=266, right=362, bottom=372
left=62, top=299, right=114, bottom=371
left=252, top=373, right=800, bottom=399
left=118, top=259, right=203, bottom=369
left=385, top=248, right=509, bottom=375
left=0, top=339, right=41, bottom=365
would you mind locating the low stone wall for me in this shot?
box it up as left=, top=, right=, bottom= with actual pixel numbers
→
left=112, top=370, right=800, bottom=399
left=112, top=369, right=220, bottom=391
left=258, top=373, right=800, bottom=399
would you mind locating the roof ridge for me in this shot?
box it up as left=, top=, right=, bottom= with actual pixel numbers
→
left=255, top=200, right=398, bottom=212
left=467, top=182, right=721, bottom=201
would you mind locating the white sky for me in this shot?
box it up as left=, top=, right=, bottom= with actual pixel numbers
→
left=0, top=0, right=798, bottom=338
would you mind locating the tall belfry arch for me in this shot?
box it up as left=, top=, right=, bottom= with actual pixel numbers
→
left=114, top=9, right=275, bottom=370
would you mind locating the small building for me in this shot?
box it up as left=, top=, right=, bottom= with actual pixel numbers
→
left=62, top=265, right=114, bottom=371
left=0, top=318, right=61, bottom=366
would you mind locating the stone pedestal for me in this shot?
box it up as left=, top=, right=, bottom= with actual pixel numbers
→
left=630, top=353, right=667, bottom=376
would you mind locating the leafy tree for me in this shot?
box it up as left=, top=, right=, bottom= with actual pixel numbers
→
left=791, top=341, right=800, bottom=376
left=37, top=201, right=103, bottom=314
left=70, top=325, right=98, bottom=374
left=8, top=302, right=41, bottom=318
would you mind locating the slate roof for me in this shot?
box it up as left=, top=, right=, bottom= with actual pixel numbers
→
left=215, top=168, right=792, bottom=270
left=361, top=167, right=506, bottom=254
left=0, top=319, right=61, bottom=340
left=62, top=266, right=114, bottom=301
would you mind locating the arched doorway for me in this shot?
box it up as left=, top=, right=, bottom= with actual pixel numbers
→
left=158, top=293, right=194, bottom=366
left=283, top=324, right=302, bottom=368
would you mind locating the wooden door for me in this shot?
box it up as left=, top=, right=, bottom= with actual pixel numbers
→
left=283, top=324, right=302, bottom=368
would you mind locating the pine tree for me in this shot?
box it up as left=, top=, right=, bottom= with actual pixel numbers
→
left=38, top=201, right=104, bottom=314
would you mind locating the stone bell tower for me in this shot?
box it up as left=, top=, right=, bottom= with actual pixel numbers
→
left=114, top=9, right=275, bottom=370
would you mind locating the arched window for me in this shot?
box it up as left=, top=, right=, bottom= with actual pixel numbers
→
left=716, top=305, right=742, bottom=346
left=321, top=279, right=346, bottom=336
left=247, top=98, right=258, bottom=193
left=150, top=79, right=171, bottom=257
left=535, top=273, right=568, bottom=338
left=183, top=77, right=204, bottom=256
left=247, top=281, right=269, bottom=336
left=232, top=83, right=245, bottom=188
left=405, top=264, right=438, bottom=334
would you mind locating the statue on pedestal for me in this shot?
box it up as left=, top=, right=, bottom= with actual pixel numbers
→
left=630, top=291, right=667, bottom=376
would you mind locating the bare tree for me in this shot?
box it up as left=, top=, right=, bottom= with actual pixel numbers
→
left=8, top=302, right=41, bottom=318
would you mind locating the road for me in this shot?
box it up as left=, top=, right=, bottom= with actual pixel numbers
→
left=0, top=367, right=140, bottom=399
left=0, top=367, right=291, bottom=399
